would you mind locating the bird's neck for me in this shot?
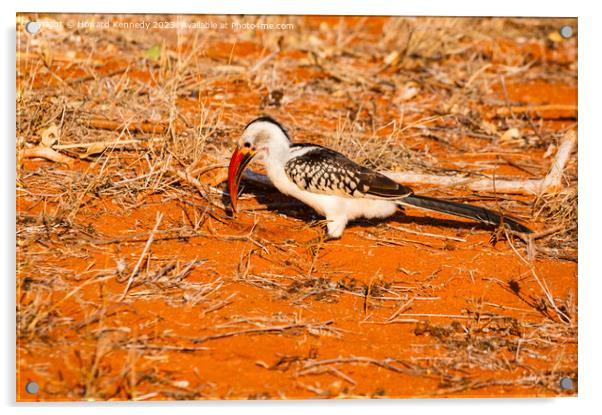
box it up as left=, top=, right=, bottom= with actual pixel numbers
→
left=261, top=141, right=290, bottom=182
left=263, top=140, right=291, bottom=167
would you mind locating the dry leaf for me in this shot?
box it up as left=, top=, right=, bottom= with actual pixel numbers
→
left=171, top=380, right=189, bottom=389
left=383, top=50, right=400, bottom=66
left=40, top=124, right=60, bottom=147
left=397, top=82, right=420, bottom=101
left=499, top=128, right=521, bottom=145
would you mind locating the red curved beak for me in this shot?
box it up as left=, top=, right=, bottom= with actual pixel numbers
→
left=227, top=146, right=255, bottom=213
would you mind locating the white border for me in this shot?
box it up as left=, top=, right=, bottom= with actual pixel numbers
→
left=3, top=1, right=600, bottom=415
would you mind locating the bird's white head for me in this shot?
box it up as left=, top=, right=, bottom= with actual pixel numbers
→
left=228, top=116, right=291, bottom=212
left=238, top=117, right=291, bottom=163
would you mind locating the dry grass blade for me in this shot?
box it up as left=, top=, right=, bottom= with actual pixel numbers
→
left=189, top=320, right=341, bottom=344
left=120, top=212, right=163, bottom=301
left=299, top=356, right=428, bottom=378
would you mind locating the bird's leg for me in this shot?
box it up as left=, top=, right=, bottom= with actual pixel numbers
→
left=325, top=215, right=348, bottom=240
left=302, top=216, right=346, bottom=246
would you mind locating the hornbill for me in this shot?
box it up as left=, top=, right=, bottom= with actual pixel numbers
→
left=228, top=116, right=532, bottom=239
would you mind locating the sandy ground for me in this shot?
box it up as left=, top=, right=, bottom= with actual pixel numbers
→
left=16, top=14, right=577, bottom=400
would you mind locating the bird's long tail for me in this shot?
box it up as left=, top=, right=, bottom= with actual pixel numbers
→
left=399, top=195, right=532, bottom=234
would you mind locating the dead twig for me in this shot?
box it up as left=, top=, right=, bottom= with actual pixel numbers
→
left=123, top=344, right=209, bottom=352
left=120, top=212, right=163, bottom=301
left=52, top=138, right=163, bottom=150
left=299, top=356, right=427, bottom=377
left=387, top=224, right=467, bottom=242
left=86, top=118, right=185, bottom=135
left=189, top=321, right=340, bottom=344
left=19, top=146, right=74, bottom=165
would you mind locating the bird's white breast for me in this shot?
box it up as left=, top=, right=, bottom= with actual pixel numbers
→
left=266, top=163, right=397, bottom=221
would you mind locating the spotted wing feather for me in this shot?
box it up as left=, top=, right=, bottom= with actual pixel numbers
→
left=284, top=145, right=413, bottom=199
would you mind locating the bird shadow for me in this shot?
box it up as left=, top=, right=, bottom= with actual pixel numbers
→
left=223, top=183, right=497, bottom=234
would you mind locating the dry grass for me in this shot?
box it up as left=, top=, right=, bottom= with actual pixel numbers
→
left=16, top=14, right=577, bottom=400
left=532, top=185, right=578, bottom=258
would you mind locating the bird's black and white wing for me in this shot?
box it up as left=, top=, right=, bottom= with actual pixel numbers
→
left=284, top=144, right=413, bottom=199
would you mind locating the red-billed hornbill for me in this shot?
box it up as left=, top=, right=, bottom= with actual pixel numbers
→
left=228, top=116, right=532, bottom=239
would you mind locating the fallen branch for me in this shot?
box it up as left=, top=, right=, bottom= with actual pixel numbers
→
left=20, top=130, right=162, bottom=165
left=19, top=146, right=74, bottom=165
left=538, top=130, right=577, bottom=193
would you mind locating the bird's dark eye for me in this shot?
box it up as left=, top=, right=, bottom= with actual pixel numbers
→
left=243, top=142, right=251, bottom=148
